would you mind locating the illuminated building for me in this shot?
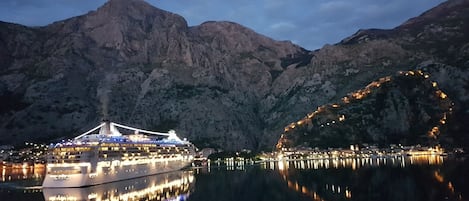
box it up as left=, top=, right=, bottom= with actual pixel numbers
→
left=42, top=121, right=196, bottom=188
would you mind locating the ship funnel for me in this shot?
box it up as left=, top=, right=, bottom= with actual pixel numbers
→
left=99, top=119, right=112, bottom=135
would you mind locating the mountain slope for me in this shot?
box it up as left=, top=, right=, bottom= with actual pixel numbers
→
left=277, top=70, right=453, bottom=149
left=0, top=0, right=304, bottom=150
left=0, top=0, right=468, bottom=150
left=269, top=0, right=469, bottom=149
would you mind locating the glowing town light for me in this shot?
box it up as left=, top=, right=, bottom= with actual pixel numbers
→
left=353, top=93, right=364, bottom=100
left=366, top=81, right=380, bottom=88
left=439, top=92, right=447, bottom=99
left=88, top=193, right=98, bottom=199
left=339, top=115, right=346, bottom=122
left=432, top=82, right=438, bottom=87
left=342, top=97, right=350, bottom=103
left=345, top=189, right=352, bottom=198
left=428, top=126, right=440, bottom=139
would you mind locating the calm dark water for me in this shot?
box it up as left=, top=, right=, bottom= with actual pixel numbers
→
left=0, top=156, right=468, bottom=201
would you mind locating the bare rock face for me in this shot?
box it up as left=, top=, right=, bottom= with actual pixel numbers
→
left=0, top=0, right=305, bottom=150
left=1, top=0, right=469, bottom=150
left=270, top=0, right=469, bottom=149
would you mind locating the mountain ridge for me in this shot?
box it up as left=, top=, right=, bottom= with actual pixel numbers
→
left=1, top=0, right=468, bottom=150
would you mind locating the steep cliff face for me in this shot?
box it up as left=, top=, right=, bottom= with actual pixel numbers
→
left=0, top=0, right=468, bottom=150
left=0, top=0, right=305, bottom=150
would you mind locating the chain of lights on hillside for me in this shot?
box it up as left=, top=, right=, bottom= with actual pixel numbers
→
left=277, top=70, right=453, bottom=150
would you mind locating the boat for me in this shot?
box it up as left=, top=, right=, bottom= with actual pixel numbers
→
left=42, top=120, right=196, bottom=188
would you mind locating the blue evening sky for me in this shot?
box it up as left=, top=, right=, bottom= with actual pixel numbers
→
left=0, top=0, right=445, bottom=50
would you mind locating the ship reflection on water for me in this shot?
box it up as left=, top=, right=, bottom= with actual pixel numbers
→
left=43, top=170, right=194, bottom=201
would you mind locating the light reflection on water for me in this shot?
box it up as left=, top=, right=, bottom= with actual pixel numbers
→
left=261, top=155, right=445, bottom=171
left=259, top=155, right=466, bottom=201
left=0, top=164, right=45, bottom=182
left=0, top=155, right=468, bottom=201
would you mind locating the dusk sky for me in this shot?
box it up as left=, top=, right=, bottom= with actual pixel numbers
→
left=0, top=0, right=446, bottom=50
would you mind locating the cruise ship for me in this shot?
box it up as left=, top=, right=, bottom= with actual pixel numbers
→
left=42, top=121, right=196, bottom=188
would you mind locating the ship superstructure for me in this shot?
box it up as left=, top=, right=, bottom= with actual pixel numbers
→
left=42, top=121, right=195, bottom=188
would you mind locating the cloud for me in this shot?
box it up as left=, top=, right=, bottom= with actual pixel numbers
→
left=270, top=22, right=296, bottom=30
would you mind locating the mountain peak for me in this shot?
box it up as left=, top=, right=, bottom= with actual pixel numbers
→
left=94, top=0, right=185, bottom=23
left=46, top=0, right=188, bottom=33
left=100, top=0, right=153, bottom=16
left=398, top=0, right=469, bottom=29
left=60, top=0, right=189, bottom=52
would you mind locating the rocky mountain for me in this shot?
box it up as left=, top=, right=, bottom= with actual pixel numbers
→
left=273, top=0, right=469, bottom=149
left=277, top=70, right=453, bottom=149
left=1, top=0, right=468, bottom=150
